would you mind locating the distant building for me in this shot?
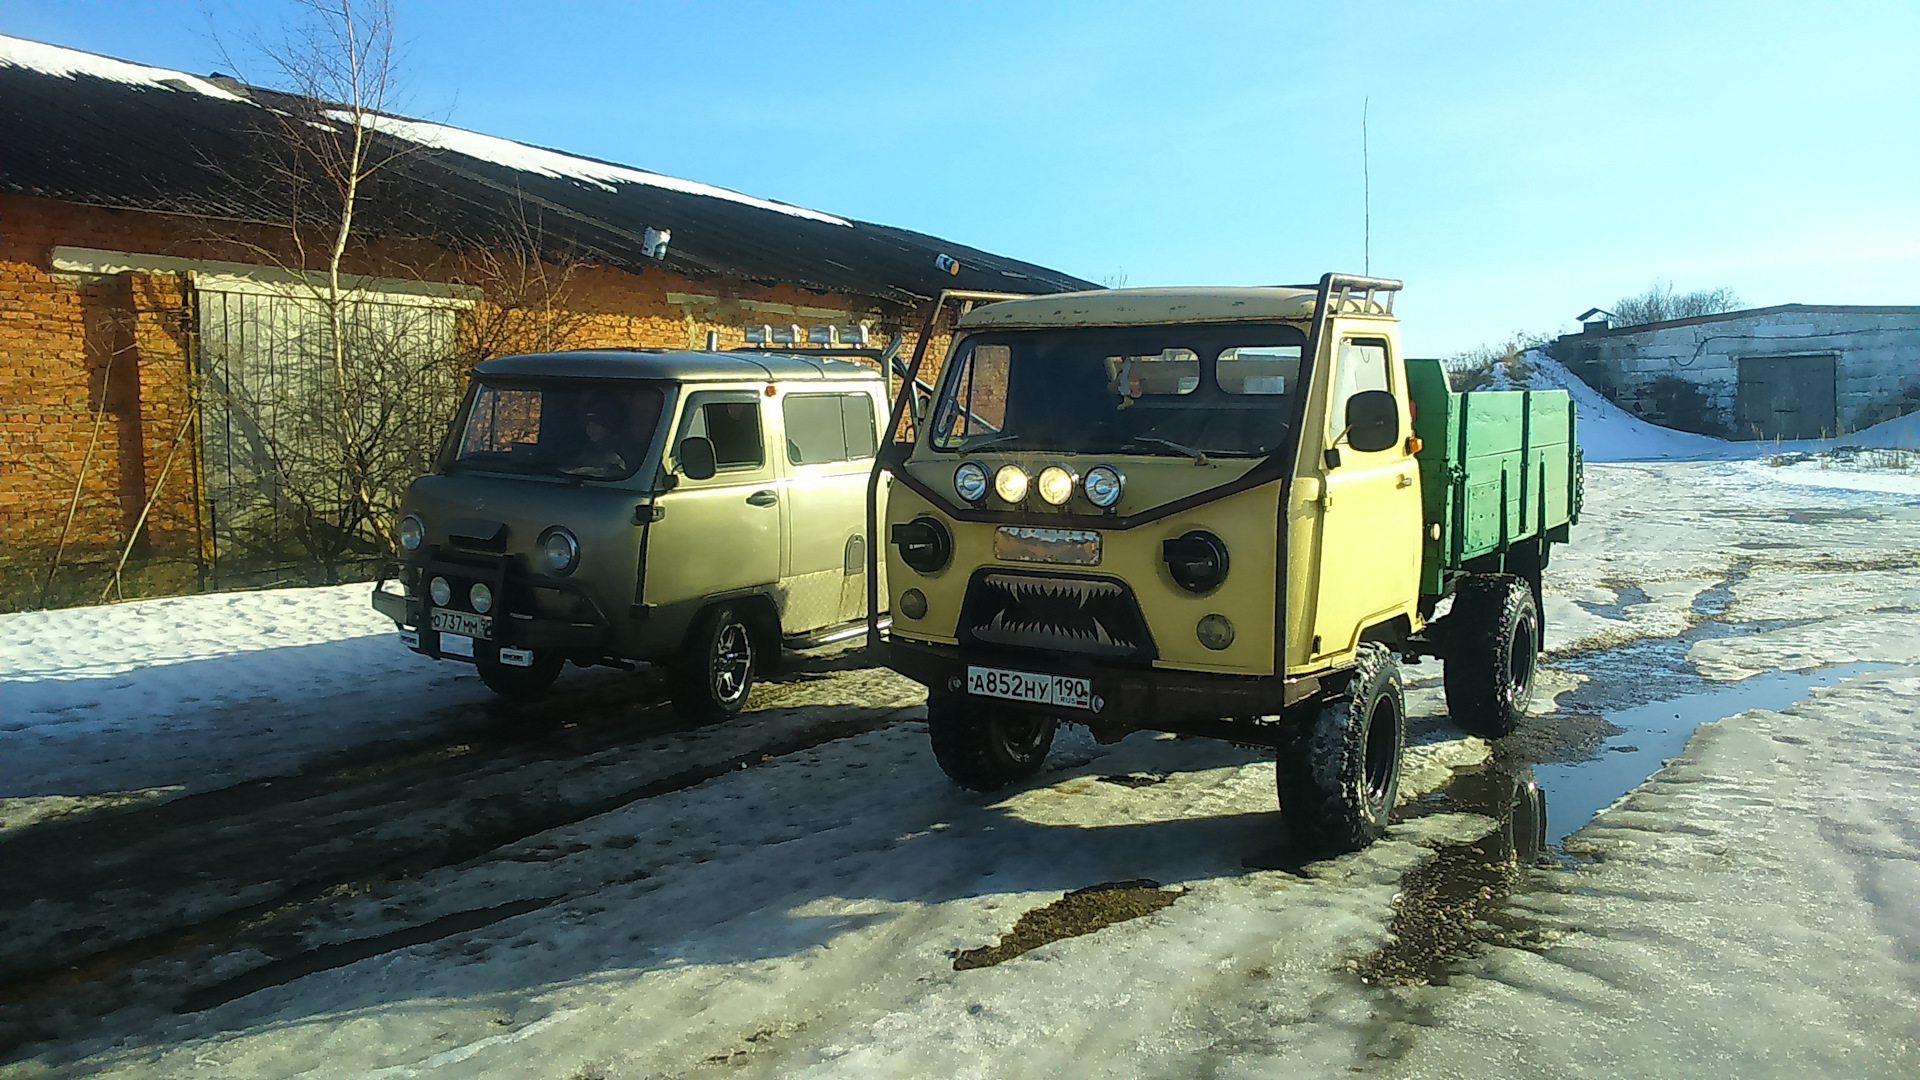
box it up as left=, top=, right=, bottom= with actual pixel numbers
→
left=1555, top=304, right=1920, bottom=441
left=0, top=35, right=1092, bottom=606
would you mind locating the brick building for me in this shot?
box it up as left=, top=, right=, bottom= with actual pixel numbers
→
left=0, top=35, right=1090, bottom=609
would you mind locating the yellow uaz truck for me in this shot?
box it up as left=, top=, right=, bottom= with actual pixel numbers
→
left=871, top=275, right=1579, bottom=852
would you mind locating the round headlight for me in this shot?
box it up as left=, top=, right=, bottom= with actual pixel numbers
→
left=1196, top=613, right=1235, bottom=651
left=899, top=588, right=929, bottom=620
left=397, top=514, right=424, bottom=551
left=1036, top=465, right=1076, bottom=506
left=954, top=461, right=990, bottom=504
left=539, top=527, right=580, bottom=575
left=993, top=464, right=1030, bottom=504
left=1083, top=465, right=1124, bottom=509
left=429, top=576, right=452, bottom=606
left=469, top=582, right=493, bottom=614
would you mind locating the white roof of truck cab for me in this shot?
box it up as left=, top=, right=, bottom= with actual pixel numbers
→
left=957, top=286, right=1322, bottom=329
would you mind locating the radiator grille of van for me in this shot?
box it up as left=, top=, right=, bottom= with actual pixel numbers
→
left=958, top=571, right=1155, bottom=662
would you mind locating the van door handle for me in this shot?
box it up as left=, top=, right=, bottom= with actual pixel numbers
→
left=746, top=490, right=779, bottom=507
left=1396, top=474, right=1414, bottom=488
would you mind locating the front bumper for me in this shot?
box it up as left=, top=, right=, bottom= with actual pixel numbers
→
left=887, top=637, right=1317, bottom=736
left=372, top=557, right=617, bottom=662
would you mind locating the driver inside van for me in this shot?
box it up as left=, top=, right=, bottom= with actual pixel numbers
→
left=565, top=393, right=630, bottom=475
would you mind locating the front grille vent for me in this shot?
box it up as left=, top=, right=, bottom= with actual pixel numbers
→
left=959, top=571, right=1155, bottom=662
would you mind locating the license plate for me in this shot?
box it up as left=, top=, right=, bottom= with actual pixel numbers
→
left=429, top=608, right=492, bottom=640
left=966, top=665, right=1093, bottom=710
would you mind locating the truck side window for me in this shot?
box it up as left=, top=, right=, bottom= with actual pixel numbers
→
left=784, top=392, right=880, bottom=465
left=685, top=401, right=765, bottom=469
left=1331, top=338, right=1392, bottom=433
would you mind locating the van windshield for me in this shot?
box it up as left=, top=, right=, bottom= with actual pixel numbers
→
left=449, top=381, right=665, bottom=480
left=929, top=324, right=1306, bottom=458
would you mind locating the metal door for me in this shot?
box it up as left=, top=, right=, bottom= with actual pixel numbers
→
left=1736, top=355, right=1836, bottom=440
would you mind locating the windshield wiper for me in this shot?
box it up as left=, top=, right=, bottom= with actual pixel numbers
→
left=958, top=431, right=1022, bottom=452
left=1123, top=436, right=1211, bottom=465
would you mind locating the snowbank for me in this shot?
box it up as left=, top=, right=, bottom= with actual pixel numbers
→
left=1489, top=352, right=1730, bottom=463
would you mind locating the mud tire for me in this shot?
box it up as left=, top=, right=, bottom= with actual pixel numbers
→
left=672, top=604, right=757, bottom=723
left=926, top=691, right=1057, bottom=792
left=1442, top=574, right=1540, bottom=738
left=1276, top=643, right=1405, bottom=854
left=473, top=643, right=563, bottom=701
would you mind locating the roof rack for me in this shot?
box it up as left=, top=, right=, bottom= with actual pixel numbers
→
left=1325, top=274, right=1402, bottom=316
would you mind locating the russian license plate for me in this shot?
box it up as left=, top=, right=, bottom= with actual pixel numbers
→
left=966, top=665, right=1093, bottom=710
left=429, top=608, right=492, bottom=640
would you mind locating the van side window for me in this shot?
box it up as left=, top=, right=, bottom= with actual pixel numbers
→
left=783, top=392, right=878, bottom=465
left=684, top=400, right=765, bottom=469
left=1331, top=338, right=1392, bottom=431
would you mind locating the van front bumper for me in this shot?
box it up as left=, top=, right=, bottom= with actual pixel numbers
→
left=371, top=558, right=618, bottom=662
left=886, top=637, right=1317, bottom=739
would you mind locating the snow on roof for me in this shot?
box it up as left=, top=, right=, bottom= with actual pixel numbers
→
left=331, top=110, right=852, bottom=227
left=0, top=33, right=248, bottom=103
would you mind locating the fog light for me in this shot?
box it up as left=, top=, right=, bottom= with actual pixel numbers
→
left=899, top=588, right=929, bottom=620
left=1037, top=465, right=1076, bottom=506
left=954, top=461, right=989, bottom=503
left=397, top=513, right=424, bottom=551
left=469, top=582, right=493, bottom=614
left=429, top=576, right=451, bottom=606
left=993, top=464, right=1030, bottom=504
left=1196, top=613, right=1235, bottom=651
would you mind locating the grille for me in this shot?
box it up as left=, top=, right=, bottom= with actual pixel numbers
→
left=959, top=571, right=1155, bottom=662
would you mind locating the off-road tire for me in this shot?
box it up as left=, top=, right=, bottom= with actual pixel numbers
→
left=473, top=643, right=564, bottom=701
left=926, top=691, right=1057, bottom=792
left=672, top=604, right=757, bottom=723
left=1442, top=573, right=1540, bottom=738
left=1276, top=643, right=1405, bottom=854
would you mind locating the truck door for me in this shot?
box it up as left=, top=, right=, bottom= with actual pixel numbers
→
left=1309, top=334, right=1423, bottom=658
left=645, top=391, right=781, bottom=612
left=777, top=386, right=881, bottom=633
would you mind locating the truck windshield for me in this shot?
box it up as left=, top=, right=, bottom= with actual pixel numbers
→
left=929, top=324, right=1307, bottom=457
left=448, top=381, right=665, bottom=480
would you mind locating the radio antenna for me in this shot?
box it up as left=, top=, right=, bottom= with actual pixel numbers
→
left=1363, top=96, right=1371, bottom=276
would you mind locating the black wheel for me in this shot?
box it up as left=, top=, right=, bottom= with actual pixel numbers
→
left=473, top=642, right=563, bottom=701
left=1442, top=574, right=1540, bottom=738
left=672, top=604, right=756, bottom=723
left=926, top=690, right=1057, bottom=792
left=1276, top=642, right=1405, bottom=853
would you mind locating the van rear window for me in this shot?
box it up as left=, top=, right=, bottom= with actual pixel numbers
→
left=451, top=381, right=664, bottom=480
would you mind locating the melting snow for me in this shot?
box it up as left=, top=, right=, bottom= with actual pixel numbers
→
left=327, top=109, right=852, bottom=225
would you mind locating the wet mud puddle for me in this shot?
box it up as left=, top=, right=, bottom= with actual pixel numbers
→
left=1533, top=660, right=1890, bottom=846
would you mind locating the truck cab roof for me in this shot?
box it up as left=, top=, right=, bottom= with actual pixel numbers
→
left=957, top=286, right=1329, bottom=329
left=472, top=348, right=881, bottom=383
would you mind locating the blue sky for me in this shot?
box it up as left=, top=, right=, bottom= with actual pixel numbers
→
left=5, top=0, right=1917, bottom=354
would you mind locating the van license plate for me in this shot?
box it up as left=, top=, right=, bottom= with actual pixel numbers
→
left=966, top=665, right=1092, bottom=710
left=429, top=609, right=492, bottom=640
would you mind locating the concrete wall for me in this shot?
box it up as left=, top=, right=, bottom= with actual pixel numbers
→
left=1556, top=307, right=1920, bottom=439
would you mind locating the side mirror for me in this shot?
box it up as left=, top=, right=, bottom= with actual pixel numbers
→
left=679, top=436, right=717, bottom=480
left=1344, top=390, right=1400, bottom=453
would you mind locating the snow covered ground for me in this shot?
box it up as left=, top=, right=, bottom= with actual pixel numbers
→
left=2, top=356, right=1919, bottom=1077
left=0, top=455, right=1914, bottom=1079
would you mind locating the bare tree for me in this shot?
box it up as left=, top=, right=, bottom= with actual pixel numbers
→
left=1611, top=281, right=1742, bottom=328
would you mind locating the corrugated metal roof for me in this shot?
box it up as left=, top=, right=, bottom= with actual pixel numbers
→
left=0, top=35, right=1096, bottom=305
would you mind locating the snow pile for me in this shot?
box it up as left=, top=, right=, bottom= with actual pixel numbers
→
left=1487, top=351, right=1731, bottom=463
left=0, top=584, right=493, bottom=799
left=0, top=33, right=249, bottom=102
left=333, top=110, right=852, bottom=225
left=1839, top=409, right=1920, bottom=449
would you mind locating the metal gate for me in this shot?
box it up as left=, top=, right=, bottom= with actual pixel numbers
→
left=196, top=281, right=463, bottom=586
left=1736, top=354, right=1837, bottom=440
